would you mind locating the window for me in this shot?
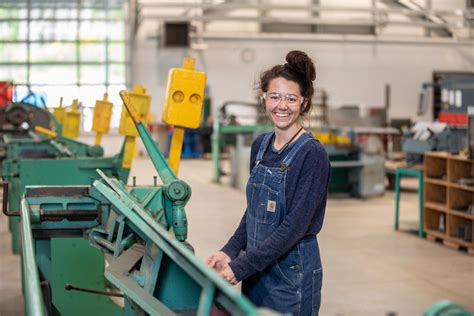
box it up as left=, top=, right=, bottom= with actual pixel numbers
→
left=0, top=0, right=127, bottom=131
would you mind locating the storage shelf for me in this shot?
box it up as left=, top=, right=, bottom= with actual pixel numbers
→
left=424, top=152, right=449, bottom=159
left=449, top=182, right=474, bottom=193
left=423, top=152, right=474, bottom=253
left=425, top=178, right=447, bottom=186
left=424, top=229, right=446, bottom=239
left=448, top=236, right=473, bottom=247
left=448, top=209, right=474, bottom=220
left=425, top=201, right=447, bottom=212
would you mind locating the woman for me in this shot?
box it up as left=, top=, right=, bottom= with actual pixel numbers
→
left=206, top=50, right=330, bottom=315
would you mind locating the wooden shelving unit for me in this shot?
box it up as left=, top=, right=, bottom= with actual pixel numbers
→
left=423, top=152, right=474, bottom=255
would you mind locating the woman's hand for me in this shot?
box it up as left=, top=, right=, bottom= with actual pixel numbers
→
left=219, top=264, right=237, bottom=285
left=205, top=251, right=231, bottom=272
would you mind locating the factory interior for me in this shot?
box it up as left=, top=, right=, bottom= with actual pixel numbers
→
left=0, top=0, right=473, bottom=315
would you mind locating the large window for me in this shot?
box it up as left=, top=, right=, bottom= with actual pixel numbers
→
left=0, top=0, right=127, bottom=131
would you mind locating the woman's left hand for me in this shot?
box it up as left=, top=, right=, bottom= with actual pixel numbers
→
left=219, top=264, right=238, bottom=285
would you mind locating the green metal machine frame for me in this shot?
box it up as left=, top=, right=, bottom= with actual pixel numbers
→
left=2, top=131, right=128, bottom=254
left=2, top=131, right=130, bottom=315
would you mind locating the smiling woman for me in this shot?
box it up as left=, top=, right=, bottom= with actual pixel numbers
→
left=206, top=50, right=331, bottom=316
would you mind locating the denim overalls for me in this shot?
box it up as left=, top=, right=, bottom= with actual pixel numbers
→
left=242, top=132, right=323, bottom=316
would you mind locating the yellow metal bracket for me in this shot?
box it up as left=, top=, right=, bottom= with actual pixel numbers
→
left=119, top=85, right=151, bottom=169
left=92, top=93, right=113, bottom=145
left=163, top=57, right=207, bottom=175
left=53, top=97, right=66, bottom=126
left=62, top=99, right=81, bottom=139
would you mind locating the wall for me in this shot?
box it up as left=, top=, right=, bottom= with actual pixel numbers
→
left=132, top=35, right=474, bottom=124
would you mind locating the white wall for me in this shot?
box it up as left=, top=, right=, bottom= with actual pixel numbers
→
left=132, top=37, right=474, bottom=123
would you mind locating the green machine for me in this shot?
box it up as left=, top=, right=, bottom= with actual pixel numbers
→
left=2, top=137, right=130, bottom=315
left=1, top=107, right=131, bottom=314
left=2, top=131, right=129, bottom=254
left=0, top=102, right=54, bottom=161
left=17, top=90, right=279, bottom=315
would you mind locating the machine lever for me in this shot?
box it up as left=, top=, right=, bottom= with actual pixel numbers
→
left=64, top=284, right=124, bottom=298
left=2, top=182, right=20, bottom=217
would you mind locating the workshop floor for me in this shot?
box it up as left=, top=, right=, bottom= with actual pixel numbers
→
left=1, top=158, right=473, bottom=316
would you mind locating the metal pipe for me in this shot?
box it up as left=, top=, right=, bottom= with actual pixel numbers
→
left=136, top=2, right=471, bottom=17
left=65, top=284, right=124, bottom=298
left=21, top=199, right=47, bottom=316
left=2, top=182, right=20, bottom=217
left=192, top=32, right=474, bottom=46
left=142, top=14, right=459, bottom=29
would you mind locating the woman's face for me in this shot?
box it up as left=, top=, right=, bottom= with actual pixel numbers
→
left=264, top=77, right=305, bottom=131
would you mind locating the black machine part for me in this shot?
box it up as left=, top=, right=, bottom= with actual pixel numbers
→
left=1, top=102, right=51, bottom=130
left=6, top=105, right=29, bottom=126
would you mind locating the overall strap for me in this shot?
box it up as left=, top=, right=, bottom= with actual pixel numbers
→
left=255, top=132, right=274, bottom=166
left=280, top=132, right=314, bottom=171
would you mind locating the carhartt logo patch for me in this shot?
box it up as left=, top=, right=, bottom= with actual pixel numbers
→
left=267, top=200, right=276, bottom=212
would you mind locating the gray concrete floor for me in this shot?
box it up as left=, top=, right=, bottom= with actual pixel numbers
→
left=1, top=157, right=473, bottom=315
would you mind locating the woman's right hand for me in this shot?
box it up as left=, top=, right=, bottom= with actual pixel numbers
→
left=205, top=251, right=231, bottom=272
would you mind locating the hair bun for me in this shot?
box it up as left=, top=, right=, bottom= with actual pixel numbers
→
left=285, top=50, right=316, bottom=81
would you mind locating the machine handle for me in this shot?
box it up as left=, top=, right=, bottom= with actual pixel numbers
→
left=119, top=90, right=177, bottom=185
left=34, top=126, right=58, bottom=138
left=2, top=182, right=20, bottom=217
left=65, top=284, right=124, bottom=298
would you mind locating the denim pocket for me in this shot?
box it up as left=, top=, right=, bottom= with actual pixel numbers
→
left=276, top=249, right=303, bottom=291
left=247, top=182, right=279, bottom=224
left=312, top=267, right=323, bottom=313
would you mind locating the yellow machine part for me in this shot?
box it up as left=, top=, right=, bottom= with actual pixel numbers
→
left=119, top=85, right=151, bottom=137
left=62, top=99, right=81, bottom=139
left=53, top=97, right=66, bottom=125
left=162, top=57, right=207, bottom=174
left=35, top=126, right=57, bottom=138
left=119, top=85, right=151, bottom=169
left=92, top=93, right=113, bottom=145
left=312, top=131, right=351, bottom=145
left=312, top=132, right=334, bottom=144
left=335, top=135, right=352, bottom=145
left=162, top=57, right=207, bottom=129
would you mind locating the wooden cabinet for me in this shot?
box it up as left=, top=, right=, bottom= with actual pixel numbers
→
left=423, top=152, right=473, bottom=254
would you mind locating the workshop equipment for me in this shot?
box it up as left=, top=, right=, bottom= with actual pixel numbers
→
left=2, top=124, right=129, bottom=252
left=468, top=106, right=474, bottom=159
left=15, top=88, right=279, bottom=315
left=402, top=122, right=467, bottom=164
left=1, top=123, right=131, bottom=314
left=52, top=97, right=66, bottom=129
left=92, top=93, right=113, bottom=146
left=62, top=99, right=81, bottom=139
left=0, top=102, right=54, bottom=160
left=405, top=73, right=473, bottom=163
left=119, top=84, right=151, bottom=169
left=0, top=102, right=52, bottom=134
left=162, top=56, right=206, bottom=174
left=1, top=93, right=133, bottom=256
left=0, top=81, right=13, bottom=107
left=436, top=74, right=474, bottom=126
left=424, top=300, right=472, bottom=316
